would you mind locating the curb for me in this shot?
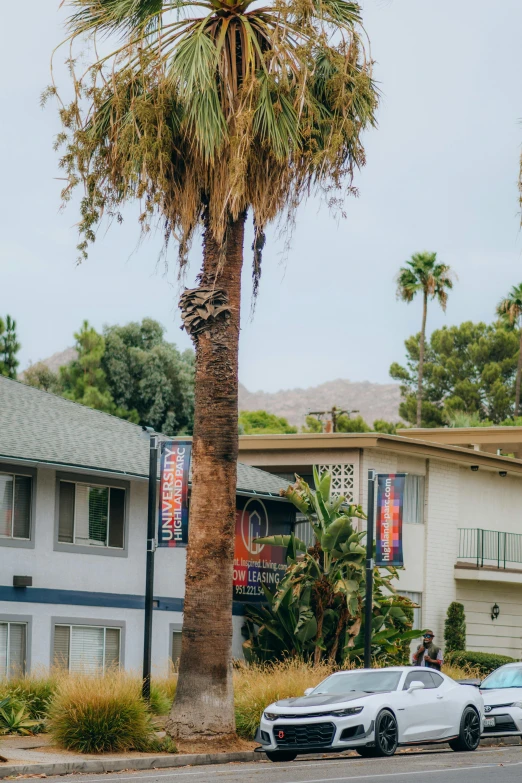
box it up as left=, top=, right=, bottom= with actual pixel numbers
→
left=0, top=751, right=267, bottom=779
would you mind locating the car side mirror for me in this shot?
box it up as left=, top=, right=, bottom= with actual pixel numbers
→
left=408, top=681, right=425, bottom=693
left=304, top=688, right=314, bottom=696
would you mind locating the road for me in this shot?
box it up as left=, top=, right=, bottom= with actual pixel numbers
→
left=38, top=746, right=522, bottom=783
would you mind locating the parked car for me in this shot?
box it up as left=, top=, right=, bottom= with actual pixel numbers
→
left=256, top=667, right=483, bottom=762
left=480, top=662, right=522, bottom=738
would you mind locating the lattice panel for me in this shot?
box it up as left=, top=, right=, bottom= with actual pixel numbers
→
left=317, top=464, right=354, bottom=502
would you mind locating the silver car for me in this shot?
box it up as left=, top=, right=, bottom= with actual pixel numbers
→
left=481, top=663, right=522, bottom=738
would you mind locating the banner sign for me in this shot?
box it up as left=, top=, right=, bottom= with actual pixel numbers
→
left=376, top=473, right=406, bottom=567
left=158, top=440, right=192, bottom=547
left=233, top=498, right=293, bottom=603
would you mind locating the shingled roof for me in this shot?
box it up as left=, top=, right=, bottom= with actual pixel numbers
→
left=0, top=376, right=289, bottom=499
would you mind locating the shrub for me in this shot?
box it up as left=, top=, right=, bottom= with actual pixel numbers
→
left=0, top=696, right=44, bottom=735
left=233, top=659, right=334, bottom=739
left=48, top=673, right=156, bottom=753
left=446, top=650, right=517, bottom=676
left=0, top=673, right=57, bottom=719
left=444, top=602, right=466, bottom=653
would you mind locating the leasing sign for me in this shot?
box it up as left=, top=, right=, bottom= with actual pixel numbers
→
left=375, top=473, right=406, bottom=567
left=157, top=440, right=192, bottom=547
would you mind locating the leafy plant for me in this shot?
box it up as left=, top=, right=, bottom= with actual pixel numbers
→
left=0, top=697, right=43, bottom=735
left=245, top=469, right=420, bottom=665
left=444, top=602, right=466, bottom=653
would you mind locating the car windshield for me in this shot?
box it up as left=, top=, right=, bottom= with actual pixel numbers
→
left=481, top=667, right=522, bottom=690
left=313, top=671, right=402, bottom=695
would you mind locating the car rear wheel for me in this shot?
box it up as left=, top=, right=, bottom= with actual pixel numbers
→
left=265, top=751, right=297, bottom=762
left=373, top=710, right=398, bottom=757
left=449, top=706, right=481, bottom=752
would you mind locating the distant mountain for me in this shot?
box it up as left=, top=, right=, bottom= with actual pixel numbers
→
left=238, top=378, right=403, bottom=428
left=20, top=347, right=78, bottom=379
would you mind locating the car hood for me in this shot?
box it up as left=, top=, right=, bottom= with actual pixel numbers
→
left=274, top=692, right=375, bottom=709
left=481, top=688, right=522, bottom=706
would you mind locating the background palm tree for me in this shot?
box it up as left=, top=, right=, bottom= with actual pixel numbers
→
left=396, top=252, right=453, bottom=427
left=53, top=0, right=377, bottom=740
left=497, top=283, right=522, bottom=416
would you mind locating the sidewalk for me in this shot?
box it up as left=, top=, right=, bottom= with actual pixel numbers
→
left=0, top=735, right=266, bottom=778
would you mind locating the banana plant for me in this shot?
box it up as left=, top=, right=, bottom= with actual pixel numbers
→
left=246, top=468, right=419, bottom=665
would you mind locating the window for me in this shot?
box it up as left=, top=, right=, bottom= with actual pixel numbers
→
left=58, top=481, right=125, bottom=549
left=171, top=631, right=182, bottom=669
left=294, top=514, right=315, bottom=548
left=399, top=591, right=422, bottom=632
left=0, top=622, right=27, bottom=677
left=53, top=625, right=121, bottom=673
left=0, top=472, right=32, bottom=540
left=430, top=672, right=444, bottom=689
left=403, top=475, right=425, bottom=524
left=404, top=670, right=436, bottom=690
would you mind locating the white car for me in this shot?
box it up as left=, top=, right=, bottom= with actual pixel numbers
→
left=481, top=662, right=522, bottom=738
left=256, top=666, right=483, bottom=762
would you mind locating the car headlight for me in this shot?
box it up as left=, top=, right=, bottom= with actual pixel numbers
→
left=263, top=712, right=278, bottom=721
left=510, top=702, right=522, bottom=709
left=331, top=706, right=364, bottom=716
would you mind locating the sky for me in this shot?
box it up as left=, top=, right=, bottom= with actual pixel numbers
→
left=0, top=0, right=521, bottom=393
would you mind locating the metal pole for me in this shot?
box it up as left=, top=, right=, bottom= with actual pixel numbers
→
left=364, top=469, right=376, bottom=669
left=142, top=434, right=158, bottom=701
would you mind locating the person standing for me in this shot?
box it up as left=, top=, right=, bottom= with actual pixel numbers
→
left=412, top=631, right=443, bottom=671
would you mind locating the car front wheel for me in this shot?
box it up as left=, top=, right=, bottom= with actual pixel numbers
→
left=265, top=751, right=297, bottom=762
left=449, top=706, right=481, bottom=752
left=373, top=709, right=398, bottom=756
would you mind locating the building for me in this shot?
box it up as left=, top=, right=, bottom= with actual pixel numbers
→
left=239, top=431, right=522, bottom=658
left=0, top=377, right=294, bottom=678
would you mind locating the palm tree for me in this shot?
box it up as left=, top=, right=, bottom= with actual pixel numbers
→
left=497, top=284, right=522, bottom=416
left=53, top=0, right=377, bottom=740
left=396, top=252, right=453, bottom=427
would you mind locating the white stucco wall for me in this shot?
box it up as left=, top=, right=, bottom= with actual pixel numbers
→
left=456, top=581, right=522, bottom=658
left=458, top=467, right=522, bottom=536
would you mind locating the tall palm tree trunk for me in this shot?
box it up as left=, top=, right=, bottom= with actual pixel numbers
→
left=515, top=331, right=522, bottom=417
left=416, top=291, right=428, bottom=427
left=167, top=211, right=246, bottom=741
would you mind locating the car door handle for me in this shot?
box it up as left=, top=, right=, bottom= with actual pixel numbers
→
left=436, top=695, right=444, bottom=700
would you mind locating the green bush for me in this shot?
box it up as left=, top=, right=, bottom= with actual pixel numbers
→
left=0, top=674, right=57, bottom=719
left=444, top=602, right=466, bottom=653
left=48, top=674, right=156, bottom=753
left=446, top=650, right=517, bottom=676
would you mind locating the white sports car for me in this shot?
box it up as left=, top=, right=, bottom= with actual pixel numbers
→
left=481, top=662, right=522, bottom=738
left=256, top=666, right=484, bottom=762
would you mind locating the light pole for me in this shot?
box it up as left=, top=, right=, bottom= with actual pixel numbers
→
left=364, top=469, right=376, bottom=669
left=142, top=427, right=158, bottom=701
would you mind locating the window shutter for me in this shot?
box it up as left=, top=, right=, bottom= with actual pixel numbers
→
left=0, top=624, right=7, bottom=677
left=70, top=626, right=104, bottom=674
left=53, top=625, right=71, bottom=669
left=8, top=624, right=26, bottom=677
left=104, top=628, right=120, bottom=670
left=58, top=483, right=75, bottom=543
left=13, top=476, right=31, bottom=539
left=171, top=632, right=182, bottom=669
left=108, top=489, right=125, bottom=548
left=0, top=475, right=14, bottom=537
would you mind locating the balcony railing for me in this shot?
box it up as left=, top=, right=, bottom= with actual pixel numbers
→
left=458, top=528, right=522, bottom=569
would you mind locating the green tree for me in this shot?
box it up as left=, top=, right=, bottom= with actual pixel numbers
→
left=238, top=410, right=297, bottom=435
left=53, top=0, right=377, bottom=741
left=497, top=284, right=522, bottom=416
left=0, top=316, right=21, bottom=379
left=245, top=469, right=419, bottom=665
left=60, top=321, right=138, bottom=420
left=303, top=414, right=398, bottom=433
left=396, top=253, right=454, bottom=427
left=102, top=319, right=194, bottom=435
left=390, top=321, right=518, bottom=426
left=23, top=363, right=62, bottom=394
left=444, top=601, right=466, bottom=653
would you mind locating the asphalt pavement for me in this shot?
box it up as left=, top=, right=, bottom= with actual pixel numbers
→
left=36, top=746, right=522, bottom=783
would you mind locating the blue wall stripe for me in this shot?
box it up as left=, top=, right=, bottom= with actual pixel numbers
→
left=0, top=586, right=247, bottom=615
